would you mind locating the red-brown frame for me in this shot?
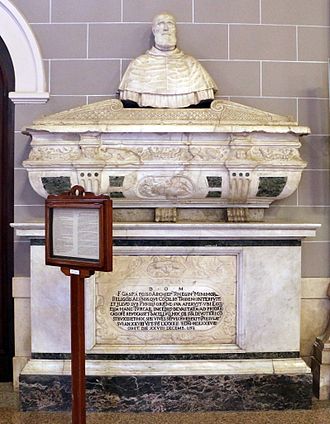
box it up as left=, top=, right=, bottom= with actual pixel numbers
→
left=45, top=186, right=112, bottom=271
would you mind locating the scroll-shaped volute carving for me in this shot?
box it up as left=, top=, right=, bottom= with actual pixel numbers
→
left=33, top=99, right=124, bottom=126
left=210, top=99, right=296, bottom=125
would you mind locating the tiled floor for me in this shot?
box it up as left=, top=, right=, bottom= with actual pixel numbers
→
left=1, top=383, right=330, bottom=424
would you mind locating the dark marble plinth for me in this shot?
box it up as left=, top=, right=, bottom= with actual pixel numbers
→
left=31, top=352, right=300, bottom=360
left=20, top=373, right=312, bottom=412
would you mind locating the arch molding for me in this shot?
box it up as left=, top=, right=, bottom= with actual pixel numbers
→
left=0, top=0, right=49, bottom=103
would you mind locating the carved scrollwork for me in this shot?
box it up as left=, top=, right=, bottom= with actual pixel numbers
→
left=190, top=147, right=230, bottom=162
left=137, top=146, right=193, bottom=162
left=210, top=100, right=225, bottom=112
left=28, top=146, right=81, bottom=161
left=95, top=293, right=107, bottom=338
left=80, top=146, right=140, bottom=164
left=250, top=147, right=301, bottom=161
left=231, top=149, right=250, bottom=160
left=97, top=147, right=141, bottom=164
left=80, top=147, right=99, bottom=160
left=33, top=99, right=124, bottom=125
left=223, top=303, right=236, bottom=337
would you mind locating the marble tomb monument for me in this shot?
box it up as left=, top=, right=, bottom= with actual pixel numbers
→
left=14, top=13, right=319, bottom=412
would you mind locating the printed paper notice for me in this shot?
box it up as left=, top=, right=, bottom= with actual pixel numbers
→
left=52, top=208, right=99, bottom=260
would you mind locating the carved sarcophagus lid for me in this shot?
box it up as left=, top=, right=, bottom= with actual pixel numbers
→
left=23, top=99, right=309, bottom=215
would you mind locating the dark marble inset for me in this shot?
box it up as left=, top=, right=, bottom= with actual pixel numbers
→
left=41, top=176, right=71, bottom=195
left=86, top=376, right=163, bottom=412
left=20, top=373, right=312, bottom=413
left=110, top=191, right=125, bottom=198
left=32, top=353, right=71, bottom=360
left=30, top=239, right=45, bottom=246
left=206, top=191, right=222, bottom=198
left=162, top=374, right=312, bottom=412
left=206, top=176, right=222, bottom=188
left=109, top=176, right=125, bottom=187
left=113, top=239, right=301, bottom=247
left=30, top=239, right=302, bottom=247
left=20, top=375, right=72, bottom=412
left=31, top=351, right=300, bottom=360
left=256, top=177, right=287, bottom=197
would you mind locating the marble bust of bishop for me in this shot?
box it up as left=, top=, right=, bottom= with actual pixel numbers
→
left=118, top=13, right=218, bottom=108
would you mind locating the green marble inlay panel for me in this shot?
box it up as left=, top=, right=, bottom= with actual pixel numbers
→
left=207, top=176, right=222, bottom=188
left=41, top=177, right=71, bottom=195
left=110, top=192, right=125, bottom=198
left=109, top=176, right=125, bottom=187
left=256, top=177, right=287, bottom=197
left=206, top=191, right=222, bottom=198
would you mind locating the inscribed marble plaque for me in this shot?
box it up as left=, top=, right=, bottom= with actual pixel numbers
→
left=95, top=255, right=237, bottom=348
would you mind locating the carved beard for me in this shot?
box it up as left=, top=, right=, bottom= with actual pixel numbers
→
left=154, top=31, right=176, bottom=51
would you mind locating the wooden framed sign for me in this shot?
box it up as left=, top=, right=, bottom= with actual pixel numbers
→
left=45, top=185, right=112, bottom=271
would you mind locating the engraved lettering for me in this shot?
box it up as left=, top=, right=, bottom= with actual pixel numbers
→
left=109, top=288, right=224, bottom=331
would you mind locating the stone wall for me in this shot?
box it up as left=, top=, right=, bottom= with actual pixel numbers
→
left=12, top=0, right=330, bottom=278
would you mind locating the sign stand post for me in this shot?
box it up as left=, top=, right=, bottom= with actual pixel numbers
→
left=61, top=267, right=94, bottom=424
left=45, top=186, right=112, bottom=424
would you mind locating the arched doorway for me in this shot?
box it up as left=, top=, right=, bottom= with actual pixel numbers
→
left=0, top=0, right=48, bottom=383
left=0, top=35, right=14, bottom=381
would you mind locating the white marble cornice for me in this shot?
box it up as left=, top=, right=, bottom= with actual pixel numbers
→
left=25, top=99, right=309, bottom=133
left=11, top=222, right=320, bottom=240
left=21, top=358, right=310, bottom=377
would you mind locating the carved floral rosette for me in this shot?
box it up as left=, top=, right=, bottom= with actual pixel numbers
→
left=23, top=99, right=309, bottom=209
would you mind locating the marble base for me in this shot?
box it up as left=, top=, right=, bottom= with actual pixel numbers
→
left=20, top=373, right=312, bottom=412
left=14, top=222, right=318, bottom=412
left=27, top=233, right=306, bottom=355
left=19, top=358, right=312, bottom=412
